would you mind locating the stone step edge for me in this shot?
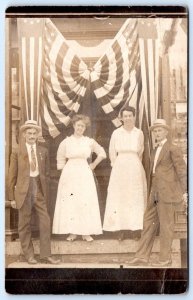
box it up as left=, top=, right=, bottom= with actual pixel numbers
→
left=7, top=253, right=181, bottom=269
left=6, top=238, right=181, bottom=256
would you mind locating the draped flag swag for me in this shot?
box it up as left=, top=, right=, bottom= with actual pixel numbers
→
left=40, top=18, right=144, bottom=137
left=17, top=17, right=180, bottom=148
left=40, top=18, right=90, bottom=138
left=90, top=18, right=141, bottom=128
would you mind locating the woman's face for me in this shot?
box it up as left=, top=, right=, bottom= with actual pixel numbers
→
left=73, top=120, right=86, bottom=136
left=121, top=110, right=135, bottom=127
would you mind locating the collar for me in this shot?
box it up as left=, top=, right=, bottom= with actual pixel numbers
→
left=157, top=138, right=167, bottom=147
left=26, top=142, right=37, bottom=150
left=121, top=126, right=137, bottom=133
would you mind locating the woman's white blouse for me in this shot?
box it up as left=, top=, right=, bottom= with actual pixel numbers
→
left=109, top=126, right=144, bottom=166
left=57, top=135, right=106, bottom=170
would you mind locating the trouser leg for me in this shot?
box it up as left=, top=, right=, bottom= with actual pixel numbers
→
left=157, top=202, right=175, bottom=261
left=135, top=198, right=159, bottom=261
left=18, top=181, right=34, bottom=260
left=34, top=178, right=51, bottom=259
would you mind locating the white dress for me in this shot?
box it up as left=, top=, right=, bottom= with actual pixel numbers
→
left=103, top=126, right=147, bottom=231
left=52, top=135, right=106, bottom=235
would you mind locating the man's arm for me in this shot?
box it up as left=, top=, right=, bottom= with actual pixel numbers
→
left=171, top=145, right=187, bottom=194
left=8, top=151, right=18, bottom=208
left=45, top=148, right=50, bottom=180
left=44, top=148, right=50, bottom=207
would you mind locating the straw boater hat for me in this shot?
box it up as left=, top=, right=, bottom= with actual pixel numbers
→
left=20, top=120, right=41, bottom=133
left=150, top=119, right=170, bottom=131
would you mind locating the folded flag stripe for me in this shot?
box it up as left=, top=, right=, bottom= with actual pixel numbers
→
left=17, top=18, right=45, bottom=123
left=17, top=17, right=165, bottom=141
left=40, top=18, right=89, bottom=137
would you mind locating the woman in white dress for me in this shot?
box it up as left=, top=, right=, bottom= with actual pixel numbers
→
left=103, top=106, right=147, bottom=239
left=52, top=114, right=106, bottom=242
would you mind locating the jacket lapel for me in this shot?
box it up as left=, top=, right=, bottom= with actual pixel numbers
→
left=154, top=141, right=169, bottom=170
left=18, top=143, right=30, bottom=175
left=20, top=142, right=29, bottom=164
left=36, top=145, right=43, bottom=174
left=150, top=148, right=156, bottom=173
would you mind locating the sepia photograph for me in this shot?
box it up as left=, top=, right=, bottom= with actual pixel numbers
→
left=5, top=6, right=188, bottom=294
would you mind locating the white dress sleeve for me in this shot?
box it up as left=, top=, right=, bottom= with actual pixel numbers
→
left=138, top=130, right=144, bottom=160
left=56, top=139, right=67, bottom=170
left=91, top=139, right=106, bottom=158
left=109, top=131, right=117, bottom=167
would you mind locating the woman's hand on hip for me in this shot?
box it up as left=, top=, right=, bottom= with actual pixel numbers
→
left=89, top=163, right=96, bottom=170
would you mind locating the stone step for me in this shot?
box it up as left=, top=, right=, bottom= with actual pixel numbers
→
left=6, top=237, right=181, bottom=256
left=7, top=252, right=181, bottom=269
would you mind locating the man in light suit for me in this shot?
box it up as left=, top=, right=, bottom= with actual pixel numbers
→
left=8, top=120, right=60, bottom=265
left=129, top=119, right=187, bottom=267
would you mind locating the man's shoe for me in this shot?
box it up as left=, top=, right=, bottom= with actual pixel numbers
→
left=27, top=257, right=38, bottom=265
left=151, top=259, right=172, bottom=267
left=41, top=256, right=61, bottom=264
left=128, top=257, right=148, bottom=265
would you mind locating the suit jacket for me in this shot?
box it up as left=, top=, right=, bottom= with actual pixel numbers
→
left=149, top=141, right=187, bottom=204
left=8, top=142, right=50, bottom=209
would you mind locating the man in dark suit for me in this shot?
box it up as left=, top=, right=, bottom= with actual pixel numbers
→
left=129, top=119, right=187, bottom=267
left=8, top=120, right=60, bottom=265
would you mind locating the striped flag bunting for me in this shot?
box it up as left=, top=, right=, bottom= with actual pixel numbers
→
left=138, top=18, right=159, bottom=129
left=17, top=18, right=45, bottom=123
left=90, top=18, right=141, bottom=128
left=137, top=18, right=160, bottom=177
left=40, top=18, right=144, bottom=136
left=17, top=17, right=162, bottom=141
left=40, top=18, right=90, bottom=138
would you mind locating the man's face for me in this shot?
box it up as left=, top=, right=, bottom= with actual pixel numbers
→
left=23, top=128, right=39, bottom=145
left=153, top=127, right=168, bottom=142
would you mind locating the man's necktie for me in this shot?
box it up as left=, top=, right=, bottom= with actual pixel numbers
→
left=30, top=146, right=36, bottom=172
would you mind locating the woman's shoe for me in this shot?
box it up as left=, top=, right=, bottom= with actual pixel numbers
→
left=118, top=231, right=125, bottom=241
left=66, top=234, right=77, bottom=241
left=82, top=235, right=93, bottom=242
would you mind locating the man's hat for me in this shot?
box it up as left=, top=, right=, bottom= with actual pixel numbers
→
left=150, top=119, right=170, bottom=131
left=20, top=120, right=41, bottom=133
